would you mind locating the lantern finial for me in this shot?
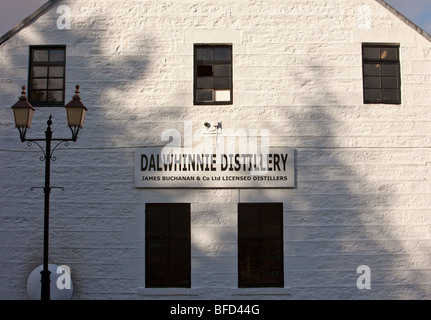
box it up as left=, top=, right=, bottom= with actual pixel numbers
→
left=20, top=86, right=26, bottom=99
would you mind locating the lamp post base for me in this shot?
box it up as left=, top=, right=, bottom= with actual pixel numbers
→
left=40, top=269, right=51, bottom=300
left=27, top=264, right=74, bottom=300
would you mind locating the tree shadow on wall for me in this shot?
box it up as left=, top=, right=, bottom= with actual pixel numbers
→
left=272, top=61, right=431, bottom=300
left=1, top=0, right=431, bottom=300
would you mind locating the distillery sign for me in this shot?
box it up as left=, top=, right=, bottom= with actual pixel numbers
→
left=134, top=147, right=295, bottom=188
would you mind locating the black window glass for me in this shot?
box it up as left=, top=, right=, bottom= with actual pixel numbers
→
left=238, top=203, right=284, bottom=288
left=194, top=45, right=233, bottom=105
left=362, top=44, right=401, bottom=104
left=145, top=203, right=191, bottom=288
left=29, top=46, right=66, bottom=105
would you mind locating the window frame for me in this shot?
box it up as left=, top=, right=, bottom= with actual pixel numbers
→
left=145, top=203, right=191, bottom=288
left=28, top=45, right=66, bottom=106
left=238, top=203, right=284, bottom=288
left=362, top=43, right=401, bottom=105
left=194, top=44, right=233, bottom=105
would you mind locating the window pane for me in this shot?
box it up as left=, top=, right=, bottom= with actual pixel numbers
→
left=363, top=47, right=380, bottom=60
left=170, top=239, right=189, bottom=253
left=262, top=220, right=282, bottom=235
left=214, top=77, right=231, bottom=89
left=50, top=49, right=65, bottom=62
left=33, top=50, right=49, bottom=61
left=382, top=77, right=399, bottom=89
left=196, top=48, right=213, bottom=60
left=263, top=255, right=283, bottom=269
left=381, top=47, right=398, bottom=61
left=264, top=209, right=283, bottom=221
left=154, top=207, right=169, bottom=220
left=47, top=91, right=63, bottom=102
left=197, top=77, right=213, bottom=89
left=242, top=254, right=262, bottom=268
left=364, top=64, right=381, bottom=76
left=364, top=77, right=381, bottom=89
left=147, top=220, right=168, bottom=235
left=171, top=255, right=190, bottom=268
left=214, top=47, right=231, bottom=60
left=240, top=268, right=261, bottom=285
left=147, top=254, right=169, bottom=266
left=382, top=89, right=400, bottom=102
left=169, top=265, right=190, bottom=285
left=240, top=206, right=260, bottom=220
left=364, top=89, right=381, bottom=102
left=262, top=240, right=283, bottom=254
left=48, top=79, right=64, bottom=90
left=147, top=240, right=169, bottom=254
left=213, top=65, right=231, bottom=77
left=32, top=79, right=47, bottom=90
left=239, top=239, right=261, bottom=253
left=169, top=220, right=189, bottom=236
left=240, top=220, right=261, bottom=235
left=147, top=265, right=168, bottom=282
left=31, top=91, right=47, bottom=102
left=149, top=270, right=169, bottom=284
left=262, top=270, right=282, bottom=284
left=197, top=65, right=213, bottom=77
left=382, top=64, right=399, bottom=76
left=215, top=90, right=231, bottom=102
left=33, top=67, right=48, bottom=77
left=49, top=66, right=64, bottom=77
left=170, top=208, right=189, bottom=221
left=196, top=89, right=213, bottom=102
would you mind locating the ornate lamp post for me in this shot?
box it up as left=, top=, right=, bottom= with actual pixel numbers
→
left=11, top=85, right=87, bottom=300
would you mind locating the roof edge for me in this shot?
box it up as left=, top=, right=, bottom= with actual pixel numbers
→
left=375, top=0, right=431, bottom=43
left=1, top=1, right=430, bottom=46
left=0, top=0, right=62, bottom=46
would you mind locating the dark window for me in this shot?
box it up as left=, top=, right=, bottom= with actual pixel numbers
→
left=362, top=44, right=401, bottom=104
left=29, top=46, right=66, bottom=105
left=238, top=203, right=284, bottom=288
left=145, top=203, right=191, bottom=288
left=194, top=44, right=232, bottom=105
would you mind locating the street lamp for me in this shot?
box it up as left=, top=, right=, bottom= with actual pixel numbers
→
left=11, top=85, right=87, bottom=300
left=65, top=85, right=88, bottom=141
left=11, top=86, right=35, bottom=142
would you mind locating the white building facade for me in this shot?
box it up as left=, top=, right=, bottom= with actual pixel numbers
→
left=1, top=0, right=431, bottom=299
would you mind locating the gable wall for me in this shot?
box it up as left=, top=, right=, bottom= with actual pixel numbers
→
left=1, top=0, right=431, bottom=299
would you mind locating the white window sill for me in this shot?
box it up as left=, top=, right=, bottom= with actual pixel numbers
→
left=138, top=287, right=292, bottom=298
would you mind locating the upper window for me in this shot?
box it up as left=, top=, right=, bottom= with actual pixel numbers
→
left=29, top=46, right=66, bottom=106
left=194, top=44, right=233, bottom=105
left=145, top=203, right=191, bottom=288
left=362, top=44, right=401, bottom=104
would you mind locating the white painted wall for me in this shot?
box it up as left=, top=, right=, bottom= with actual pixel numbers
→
left=1, top=0, right=431, bottom=299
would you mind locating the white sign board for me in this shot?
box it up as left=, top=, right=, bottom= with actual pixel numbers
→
left=135, top=147, right=295, bottom=188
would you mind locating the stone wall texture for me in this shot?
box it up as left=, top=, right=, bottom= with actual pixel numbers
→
left=1, top=0, right=431, bottom=299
